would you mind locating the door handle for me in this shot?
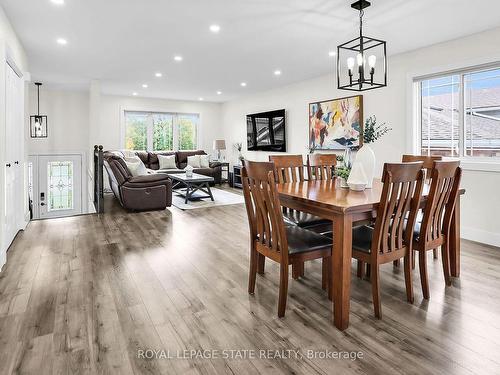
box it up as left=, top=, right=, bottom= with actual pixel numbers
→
left=14, top=161, right=19, bottom=165
left=6, top=163, right=11, bottom=167
left=40, top=202, right=45, bottom=206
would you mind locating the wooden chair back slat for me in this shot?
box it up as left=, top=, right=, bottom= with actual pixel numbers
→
left=242, top=160, right=288, bottom=260
left=268, top=155, right=305, bottom=183
left=402, top=154, right=442, bottom=182
left=307, top=154, right=337, bottom=181
left=420, top=161, right=462, bottom=244
left=371, top=162, right=425, bottom=256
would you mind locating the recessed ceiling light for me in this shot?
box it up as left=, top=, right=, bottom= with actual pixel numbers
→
left=56, top=38, right=68, bottom=45
left=142, top=84, right=148, bottom=88
left=216, top=91, right=222, bottom=95
left=132, top=92, right=138, bottom=96
left=274, top=70, right=282, bottom=76
left=51, top=0, right=64, bottom=5
left=240, top=82, right=247, bottom=87
left=199, top=97, right=204, bottom=101
left=174, top=55, right=183, bottom=62
left=209, top=24, right=221, bottom=33
left=155, top=72, right=163, bottom=77
left=328, top=51, right=336, bottom=57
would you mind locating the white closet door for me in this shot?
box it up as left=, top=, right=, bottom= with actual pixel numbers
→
left=3, top=63, right=23, bottom=250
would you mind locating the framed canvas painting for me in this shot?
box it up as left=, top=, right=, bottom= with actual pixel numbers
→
left=309, top=95, right=363, bottom=150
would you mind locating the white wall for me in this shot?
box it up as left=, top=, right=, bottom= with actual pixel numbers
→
left=96, top=95, right=224, bottom=154
left=0, top=5, right=29, bottom=268
left=27, top=87, right=89, bottom=154
left=221, top=27, right=500, bottom=247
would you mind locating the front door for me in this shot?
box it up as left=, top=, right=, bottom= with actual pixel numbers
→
left=38, top=155, right=82, bottom=219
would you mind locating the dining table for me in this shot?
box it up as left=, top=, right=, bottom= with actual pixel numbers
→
left=277, top=178, right=465, bottom=331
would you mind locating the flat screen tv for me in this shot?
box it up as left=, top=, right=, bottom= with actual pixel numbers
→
left=246, top=109, right=286, bottom=152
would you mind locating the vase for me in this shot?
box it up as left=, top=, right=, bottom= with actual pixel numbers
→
left=339, top=177, right=349, bottom=188
left=343, top=148, right=352, bottom=169
left=355, top=144, right=375, bottom=188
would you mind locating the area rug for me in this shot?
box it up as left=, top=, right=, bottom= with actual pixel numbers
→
left=171, top=187, right=244, bottom=210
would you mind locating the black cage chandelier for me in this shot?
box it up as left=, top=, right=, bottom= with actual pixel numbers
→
left=337, top=0, right=387, bottom=91
left=30, top=82, right=48, bottom=138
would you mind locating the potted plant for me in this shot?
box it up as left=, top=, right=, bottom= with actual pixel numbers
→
left=234, top=142, right=244, bottom=165
left=336, top=166, right=351, bottom=188
left=356, top=116, right=391, bottom=188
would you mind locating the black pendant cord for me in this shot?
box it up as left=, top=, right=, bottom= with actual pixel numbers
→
left=359, top=9, right=365, bottom=87
left=37, top=84, right=40, bottom=116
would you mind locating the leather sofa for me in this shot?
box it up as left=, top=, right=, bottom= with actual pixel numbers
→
left=103, top=150, right=222, bottom=211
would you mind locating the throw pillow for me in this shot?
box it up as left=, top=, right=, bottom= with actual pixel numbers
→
left=187, top=155, right=201, bottom=168
left=124, top=156, right=148, bottom=177
left=158, top=154, right=177, bottom=170
left=200, top=154, right=210, bottom=168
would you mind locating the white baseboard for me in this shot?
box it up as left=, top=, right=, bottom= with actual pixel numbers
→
left=462, top=226, right=500, bottom=248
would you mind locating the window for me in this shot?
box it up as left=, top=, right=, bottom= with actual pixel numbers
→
left=417, top=66, right=500, bottom=158
left=124, top=111, right=199, bottom=151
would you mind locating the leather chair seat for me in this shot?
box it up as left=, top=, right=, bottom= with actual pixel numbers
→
left=352, top=225, right=374, bottom=253
left=283, top=211, right=331, bottom=228
left=353, top=219, right=423, bottom=254
left=285, top=226, right=332, bottom=255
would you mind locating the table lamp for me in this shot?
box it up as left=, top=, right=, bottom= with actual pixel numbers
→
left=213, top=139, right=226, bottom=161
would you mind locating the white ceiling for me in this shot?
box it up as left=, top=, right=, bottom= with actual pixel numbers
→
left=2, top=0, right=500, bottom=102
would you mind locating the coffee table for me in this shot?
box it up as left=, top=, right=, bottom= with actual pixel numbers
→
left=167, top=173, right=215, bottom=204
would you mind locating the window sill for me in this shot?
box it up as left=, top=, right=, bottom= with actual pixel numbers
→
left=459, top=159, right=500, bottom=173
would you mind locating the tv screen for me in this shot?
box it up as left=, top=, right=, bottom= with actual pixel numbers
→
left=246, top=109, right=286, bottom=152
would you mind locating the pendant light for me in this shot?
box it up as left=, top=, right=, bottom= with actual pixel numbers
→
left=30, top=82, right=48, bottom=138
left=337, top=0, right=387, bottom=91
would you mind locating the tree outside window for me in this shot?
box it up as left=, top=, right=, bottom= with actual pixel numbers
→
left=124, top=111, right=198, bottom=151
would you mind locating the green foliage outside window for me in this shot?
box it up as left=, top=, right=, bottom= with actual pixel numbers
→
left=125, top=112, right=197, bottom=151
left=178, top=117, right=197, bottom=150
left=153, top=115, right=174, bottom=151
left=125, top=115, right=148, bottom=150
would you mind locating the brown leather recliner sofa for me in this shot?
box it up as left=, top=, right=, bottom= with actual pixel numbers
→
left=103, top=150, right=222, bottom=211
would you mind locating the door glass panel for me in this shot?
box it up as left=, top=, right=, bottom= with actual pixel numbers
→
left=48, top=161, right=74, bottom=212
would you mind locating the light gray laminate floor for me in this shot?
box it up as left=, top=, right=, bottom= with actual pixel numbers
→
left=0, top=194, right=499, bottom=374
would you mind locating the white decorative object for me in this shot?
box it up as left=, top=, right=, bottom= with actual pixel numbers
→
left=124, top=157, right=148, bottom=177
left=347, top=161, right=368, bottom=191
left=339, top=178, right=349, bottom=188
left=187, top=155, right=201, bottom=168
left=355, top=144, right=376, bottom=188
left=185, top=165, right=194, bottom=178
left=200, top=154, right=210, bottom=168
left=158, top=154, right=177, bottom=170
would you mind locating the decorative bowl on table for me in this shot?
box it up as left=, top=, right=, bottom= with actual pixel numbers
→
left=348, top=182, right=367, bottom=191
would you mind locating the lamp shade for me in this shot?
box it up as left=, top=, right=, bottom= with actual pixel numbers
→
left=213, top=139, right=226, bottom=150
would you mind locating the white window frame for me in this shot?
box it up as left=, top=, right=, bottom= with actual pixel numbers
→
left=120, top=107, right=201, bottom=152
left=408, top=60, right=500, bottom=173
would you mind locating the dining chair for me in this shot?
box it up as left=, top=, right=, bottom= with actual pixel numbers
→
left=402, top=154, right=443, bottom=261
left=269, top=155, right=331, bottom=229
left=351, top=162, right=425, bottom=318
left=307, top=153, right=337, bottom=181
left=413, top=161, right=462, bottom=299
left=242, top=160, right=332, bottom=317
left=269, top=154, right=332, bottom=282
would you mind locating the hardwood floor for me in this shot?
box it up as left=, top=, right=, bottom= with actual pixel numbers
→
left=0, top=193, right=499, bottom=374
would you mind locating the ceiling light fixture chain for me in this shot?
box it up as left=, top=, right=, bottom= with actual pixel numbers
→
left=337, top=0, right=387, bottom=91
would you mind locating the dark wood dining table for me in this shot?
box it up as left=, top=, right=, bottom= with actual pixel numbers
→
left=277, top=178, right=465, bottom=331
